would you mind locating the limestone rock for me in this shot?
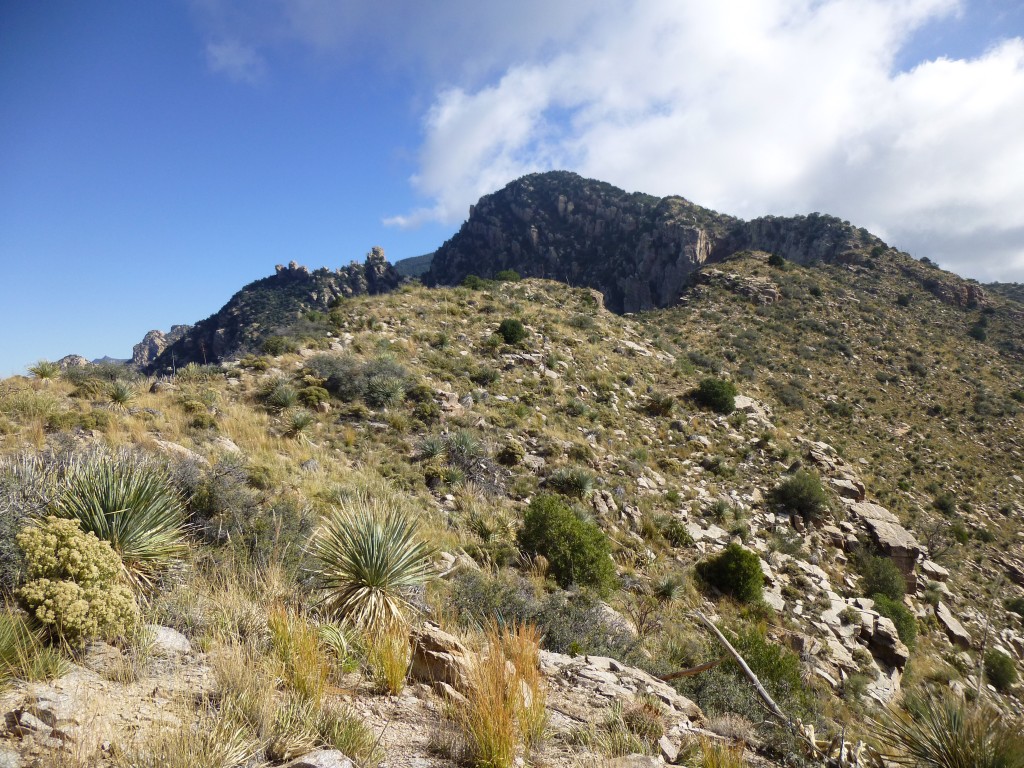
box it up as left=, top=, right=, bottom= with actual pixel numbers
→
left=935, top=602, right=972, bottom=649
left=146, top=625, right=192, bottom=656
left=921, top=560, right=950, bottom=582
left=849, top=502, right=920, bottom=577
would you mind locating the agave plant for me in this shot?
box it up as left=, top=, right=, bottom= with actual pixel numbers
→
left=872, top=695, right=1024, bottom=768
left=308, top=494, right=434, bottom=631
left=48, top=451, right=187, bottom=590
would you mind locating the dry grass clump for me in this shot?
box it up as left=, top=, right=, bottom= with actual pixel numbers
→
left=688, top=736, right=748, bottom=768
left=364, top=623, right=411, bottom=695
left=445, top=621, right=547, bottom=768
left=267, top=604, right=332, bottom=702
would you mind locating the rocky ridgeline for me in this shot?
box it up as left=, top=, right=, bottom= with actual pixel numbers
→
left=426, top=171, right=992, bottom=318
left=138, top=248, right=404, bottom=373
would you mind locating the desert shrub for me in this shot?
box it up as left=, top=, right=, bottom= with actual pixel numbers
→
left=645, top=391, right=675, bottom=417
left=693, top=377, right=737, bottom=414
left=696, top=543, right=763, bottom=603
left=262, top=335, right=299, bottom=355
left=497, top=318, right=527, bottom=344
left=462, top=274, right=488, bottom=289
left=658, top=516, right=694, bottom=548
left=306, top=354, right=363, bottom=401
left=446, top=570, right=637, bottom=659
left=17, top=517, right=138, bottom=644
left=859, top=555, right=905, bottom=601
left=985, top=649, right=1018, bottom=692
left=767, top=253, right=786, bottom=267
left=48, top=451, right=187, bottom=590
left=496, top=440, right=526, bottom=467
left=872, top=594, right=916, bottom=647
left=285, top=409, right=315, bottom=437
left=0, top=456, right=56, bottom=594
left=308, top=493, right=434, bottom=631
left=1005, top=596, right=1024, bottom=618
left=495, top=269, right=521, bottom=282
left=769, top=470, right=830, bottom=526
left=546, top=467, right=595, bottom=499
left=298, top=386, right=330, bottom=408
left=518, top=495, right=615, bottom=595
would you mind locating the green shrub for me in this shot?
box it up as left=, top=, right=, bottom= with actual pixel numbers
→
left=872, top=593, right=916, bottom=647
left=644, top=391, right=674, bottom=417
left=985, top=649, right=1018, bottom=692
left=767, top=254, right=786, bottom=268
left=769, top=470, right=830, bottom=526
left=695, top=543, right=763, bottom=603
left=860, top=555, right=905, bottom=601
left=1005, top=596, right=1024, bottom=618
left=546, top=467, right=595, bottom=499
left=497, top=319, right=527, bottom=345
left=364, top=374, right=405, bottom=408
left=518, top=495, right=615, bottom=595
left=496, top=440, right=526, bottom=467
left=48, top=451, right=187, bottom=590
left=494, top=270, right=521, bottom=282
left=17, top=517, right=138, bottom=645
left=262, top=335, right=299, bottom=355
left=462, top=275, right=488, bottom=289
left=262, top=379, right=299, bottom=411
left=693, top=378, right=737, bottom=414
left=298, top=386, right=330, bottom=408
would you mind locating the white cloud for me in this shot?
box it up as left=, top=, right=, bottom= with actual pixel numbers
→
left=388, top=0, right=1024, bottom=282
left=205, top=39, right=265, bottom=84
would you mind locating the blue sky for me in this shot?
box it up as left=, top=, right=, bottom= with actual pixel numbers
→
left=2, top=0, right=1023, bottom=375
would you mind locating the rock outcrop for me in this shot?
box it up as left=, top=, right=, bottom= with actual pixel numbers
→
left=131, top=325, right=190, bottom=369
left=144, top=248, right=404, bottom=373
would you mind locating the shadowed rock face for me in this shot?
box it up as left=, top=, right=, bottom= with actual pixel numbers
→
left=141, top=248, right=404, bottom=373
left=426, top=170, right=985, bottom=314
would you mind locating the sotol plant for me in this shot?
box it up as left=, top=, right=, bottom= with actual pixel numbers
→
left=48, top=451, right=187, bottom=590
left=308, top=493, right=434, bottom=631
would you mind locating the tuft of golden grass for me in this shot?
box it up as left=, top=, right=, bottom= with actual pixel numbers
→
left=267, top=603, right=331, bottom=703
left=500, top=622, right=547, bottom=748
left=690, top=736, right=747, bottom=768
left=364, top=623, right=411, bottom=695
left=457, top=627, right=519, bottom=768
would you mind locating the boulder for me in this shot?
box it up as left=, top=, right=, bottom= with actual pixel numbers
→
left=921, top=560, right=950, bottom=583
left=146, top=625, right=192, bottom=656
left=849, top=502, right=920, bottom=577
left=869, top=615, right=910, bottom=669
left=409, top=622, right=474, bottom=690
left=283, top=751, right=354, bottom=768
left=935, top=602, right=972, bottom=649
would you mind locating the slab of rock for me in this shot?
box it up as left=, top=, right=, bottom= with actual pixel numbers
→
left=921, top=560, right=950, bottom=582
left=409, top=622, right=473, bottom=690
left=869, top=616, right=910, bottom=669
left=283, top=750, right=354, bottom=768
left=935, top=602, right=972, bottom=649
left=849, top=502, right=920, bottom=576
left=830, top=478, right=864, bottom=502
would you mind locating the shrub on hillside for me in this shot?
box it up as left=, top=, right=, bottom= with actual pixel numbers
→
left=17, top=517, right=138, bottom=645
left=495, top=270, right=521, bottom=282
left=693, top=377, right=737, bottom=414
left=985, top=649, right=1018, bottom=692
left=769, top=470, right=830, bottom=526
left=859, top=554, right=905, bottom=601
left=497, top=319, right=527, bottom=345
left=872, top=594, right=916, bottom=647
left=518, top=495, right=615, bottom=595
left=546, top=467, right=595, bottom=499
left=695, top=543, right=763, bottom=603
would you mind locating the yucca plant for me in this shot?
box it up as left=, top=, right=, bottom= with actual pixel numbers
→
left=106, top=379, right=138, bottom=410
left=0, top=608, right=70, bottom=684
left=27, top=360, right=60, bottom=380
left=285, top=408, right=315, bottom=438
left=48, top=451, right=187, bottom=590
left=872, top=695, right=1024, bottom=768
left=308, top=493, right=434, bottom=631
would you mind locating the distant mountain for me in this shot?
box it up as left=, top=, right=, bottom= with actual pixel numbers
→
left=141, top=248, right=404, bottom=373
left=426, top=170, right=985, bottom=313
left=394, top=252, right=434, bottom=278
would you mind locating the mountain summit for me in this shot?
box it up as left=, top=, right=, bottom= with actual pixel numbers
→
left=426, top=170, right=984, bottom=313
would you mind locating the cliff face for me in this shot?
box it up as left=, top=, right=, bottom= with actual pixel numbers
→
left=143, top=248, right=404, bottom=373
left=426, top=171, right=969, bottom=313
left=425, top=171, right=735, bottom=313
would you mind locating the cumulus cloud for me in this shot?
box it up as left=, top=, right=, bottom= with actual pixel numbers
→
left=389, top=0, right=1024, bottom=281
